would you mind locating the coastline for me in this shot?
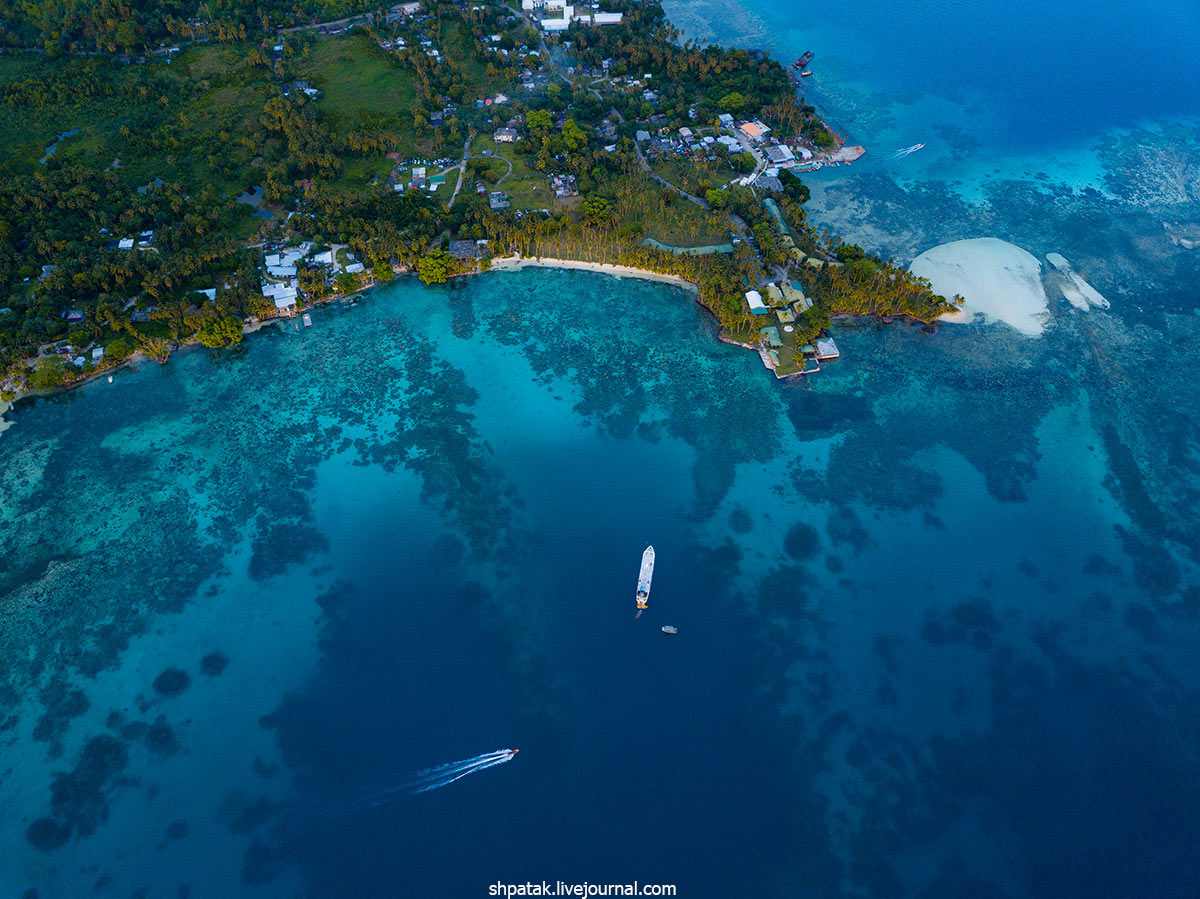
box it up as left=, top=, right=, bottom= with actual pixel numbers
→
left=0, top=262, right=708, bottom=432
left=487, top=256, right=701, bottom=293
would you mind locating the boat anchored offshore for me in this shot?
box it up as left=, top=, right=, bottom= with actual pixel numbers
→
left=635, top=545, right=655, bottom=618
left=661, top=626, right=678, bottom=635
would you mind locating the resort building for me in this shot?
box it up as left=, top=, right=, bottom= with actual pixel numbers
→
left=815, top=337, right=840, bottom=360
left=765, top=145, right=796, bottom=165
left=262, top=280, right=297, bottom=312
left=738, top=120, right=771, bottom=142
left=265, top=248, right=305, bottom=278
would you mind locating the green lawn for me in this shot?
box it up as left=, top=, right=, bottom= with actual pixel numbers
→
left=294, top=35, right=417, bottom=132
left=650, top=157, right=737, bottom=197
left=467, top=135, right=555, bottom=210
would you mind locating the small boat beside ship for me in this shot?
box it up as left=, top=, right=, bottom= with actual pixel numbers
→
left=635, top=545, right=654, bottom=618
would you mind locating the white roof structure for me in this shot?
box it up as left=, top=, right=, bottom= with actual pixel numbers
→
left=765, top=145, right=795, bottom=164
left=265, top=248, right=305, bottom=278
left=717, top=135, right=740, bottom=149
left=745, top=289, right=766, bottom=312
left=344, top=262, right=365, bottom=274
left=312, top=250, right=335, bottom=265
left=262, top=280, right=297, bottom=308
left=198, top=288, right=217, bottom=301
left=118, top=238, right=135, bottom=250
left=815, top=337, right=840, bottom=359
left=717, top=113, right=734, bottom=126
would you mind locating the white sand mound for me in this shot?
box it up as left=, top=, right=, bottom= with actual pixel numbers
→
left=1046, top=252, right=1109, bottom=310
left=910, top=238, right=1049, bottom=336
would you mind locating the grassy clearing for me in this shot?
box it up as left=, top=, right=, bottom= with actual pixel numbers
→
left=294, top=35, right=416, bottom=132
left=650, top=157, right=737, bottom=196
left=468, top=135, right=556, bottom=209
left=632, top=192, right=728, bottom=248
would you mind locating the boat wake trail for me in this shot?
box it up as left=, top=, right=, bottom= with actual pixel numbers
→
left=890, top=143, right=926, bottom=160
left=404, top=749, right=516, bottom=794
left=301, top=750, right=519, bottom=823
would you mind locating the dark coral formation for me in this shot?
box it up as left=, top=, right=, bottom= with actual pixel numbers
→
left=152, top=668, right=191, bottom=697
left=199, top=652, right=229, bottom=677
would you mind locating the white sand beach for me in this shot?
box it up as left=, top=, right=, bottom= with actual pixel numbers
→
left=489, top=256, right=700, bottom=292
left=910, top=238, right=1049, bottom=336
left=1046, top=252, right=1110, bottom=310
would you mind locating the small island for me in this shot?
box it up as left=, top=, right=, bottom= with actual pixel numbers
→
left=0, top=0, right=954, bottom=408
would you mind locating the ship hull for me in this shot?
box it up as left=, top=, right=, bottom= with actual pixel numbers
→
left=636, top=545, right=655, bottom=613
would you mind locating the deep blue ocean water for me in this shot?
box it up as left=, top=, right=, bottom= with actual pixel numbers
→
left=4, top=1, right=1200, bottom=896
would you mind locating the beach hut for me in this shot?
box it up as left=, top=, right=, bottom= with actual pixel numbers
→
left=781, top=280, right=811, bottom=311
left=815, top=337, right=840, bottom=360
left=775, top=307, right=795, bottom=325
left=760, top=326, right=783, bottom=348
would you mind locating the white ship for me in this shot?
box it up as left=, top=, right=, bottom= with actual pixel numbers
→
left=635, top=545, right=654, bottom=618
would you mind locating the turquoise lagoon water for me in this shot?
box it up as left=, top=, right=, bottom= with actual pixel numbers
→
left=6, top=1, right=1200, bottom=895
left=3, top=265, right=1200, bottom=897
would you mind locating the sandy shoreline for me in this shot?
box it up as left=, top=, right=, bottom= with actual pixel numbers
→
left=911, top=237, right=1049, bottom=337
left=489, top=256, right=700, bottom=293
left=0, top=259, right=706, bottom=434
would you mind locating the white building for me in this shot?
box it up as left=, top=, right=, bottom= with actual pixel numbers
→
left=262, top=280, right=298, bottom=310
left=765, top=145, right=795, bottom=165
left=265, top=247, right=305, bottom=278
